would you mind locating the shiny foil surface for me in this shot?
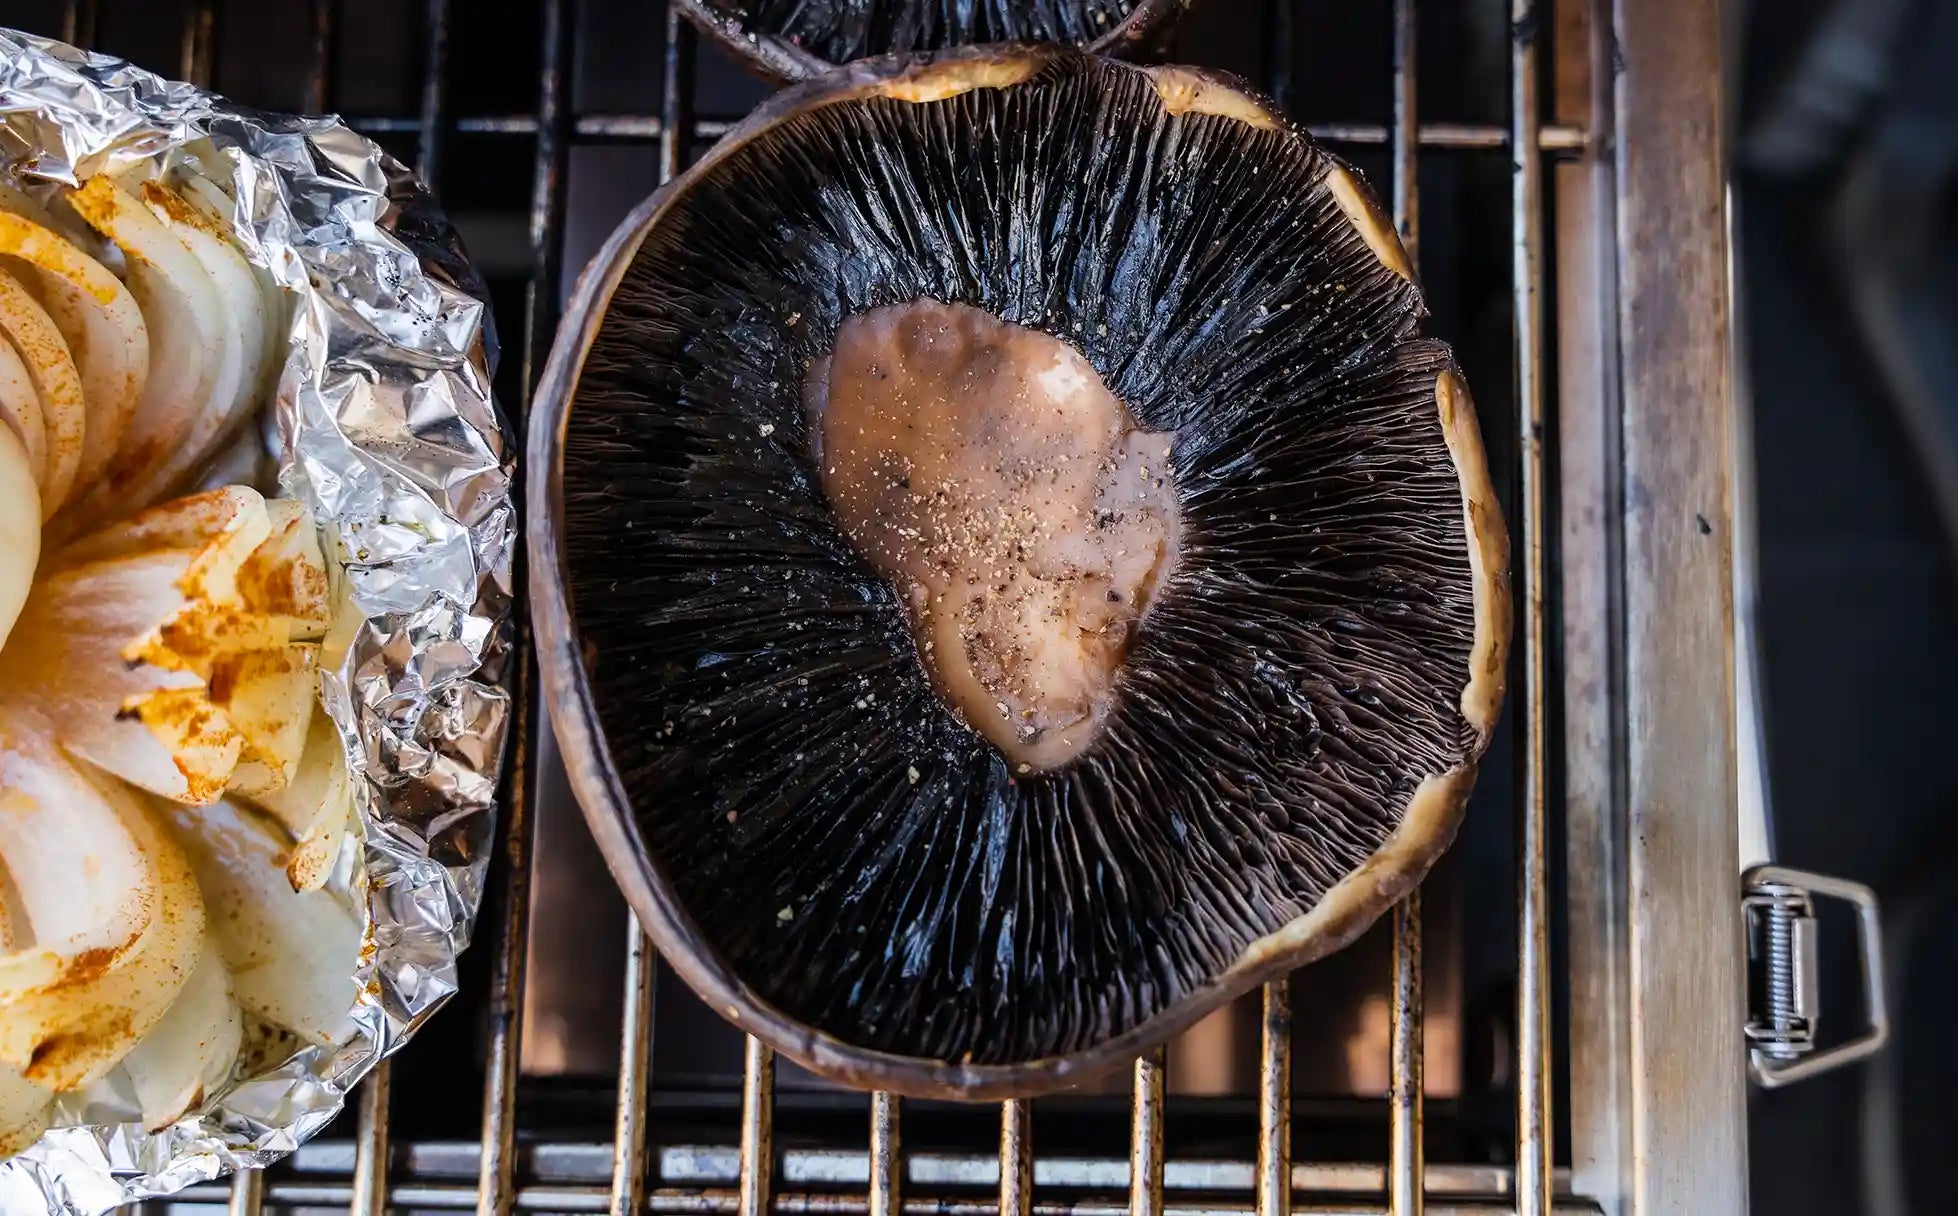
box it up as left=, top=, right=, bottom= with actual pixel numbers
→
left=0, top=28, right=511, bottom=1214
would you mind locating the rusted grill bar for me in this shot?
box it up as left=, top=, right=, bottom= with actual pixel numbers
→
left=302, top=0, right=334, bottom=115
left=1256, top=982, right=1292, bottom=1216
left=1386, top=5, right=1424, bottom=1216
left=476, top=0, right=561, bottom=1205
left=868, top=1093, right=902, bottom=1216
left=58, top=0, right=99, bottom=49
left=608, top=22, right=689, bottom=1210
left=179, top=0, right=216, bottom=88
left=1128, top=1050, right=1165, bottom=1216
left=739, top=1039, right=777, bottom=1216
left=176, top=1183, right=1606, bottom=1215
left=1509, top=0, right=1555, bottom=1214
left=611, top=929, right=657, bottom=1216
left=999, top=1100, right=1033, bottom=1216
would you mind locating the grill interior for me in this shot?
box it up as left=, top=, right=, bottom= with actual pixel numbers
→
left=4, top=1, right=1659, bottom=1213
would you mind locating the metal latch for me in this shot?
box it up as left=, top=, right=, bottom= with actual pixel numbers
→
left=1742, top=864, right=1889, bottom=1088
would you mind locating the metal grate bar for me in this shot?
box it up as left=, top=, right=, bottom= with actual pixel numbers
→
left=476, top=0, right=568, bottom=1207
left=869, top=1093, right=902, bottom=1216
left=523, top=0, right=573, bottom=396
left=1129, top=1050, right=1166, bottom=1216
left=739, top=1039, right=776, bottom=1216
left=415, top=0, right=453, bottom=183
left=179, top=1181, right=1606, bottom=1216
left=1509, top=1, right=1555, bottom=1214
left=610, top=22, right=689, bottom=1210
left=302, top=0, right=334, bottom=115
left=660, top=9, right=694, bottom=181
left=351, top=1062, right=392, bottom=1215
left=180, top=0, right=216, bottom=88
left=1264, top=1, right=1293, bottom=110
left=1256, top=982, right=1291, bottom=1216
left=339, top=113, right=1584, bottom=152
left=1000, top=1100, right=1033, bottom=1216
left=225, top=1165, right=262, bottom=1216
left=199, top=1141, right=1586, bottom=1193
left=1386, top=5, right=1424, bottom=1216
left=1388, top=895, right=1424, bottom=1216
left=611, top=928, right=658, bottom=1216
left=58, top=0, right=99, bottom=49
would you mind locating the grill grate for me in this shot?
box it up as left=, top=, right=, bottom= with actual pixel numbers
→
left=28, top=0, right=1744, bottom=1213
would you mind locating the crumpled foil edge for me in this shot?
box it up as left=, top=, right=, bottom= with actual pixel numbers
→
left=0, top=28, right=512, bottom=1215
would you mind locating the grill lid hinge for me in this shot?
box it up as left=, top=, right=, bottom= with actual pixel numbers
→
left=1742, top=864, right=1889, bottom=1088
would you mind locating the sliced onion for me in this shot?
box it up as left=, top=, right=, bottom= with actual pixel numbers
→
left=0, top=711, right=204, bottom=1091
left=76, top=940, right=240, bottom=1131
left=0, top=211, right=150, bottom=501
left=247, top=711, right=352, bottom=890
left=0, top=1061, right=50, bottom=1160
left=125, top=180, right=264, bottom=507
left=1, top=489, right=272, bottom=802
left=47, top=483, right=268, bottom=580
left=189, top=421, right=276, bottom=495
left=172, top=170, right=287, bottom=410
left=217, top=643, right=320, bottom=798
left=162, top=798, right=362, bottom=1047
left=0, top=181, right=109, bottom=264
left=0, top=424, right=37, bottom=651
left=0, top=269, right=84, bottom=517
left=57, top=177, right=223, bottom=533
left=0, top=333, right=45, bottom=482
left=236, top=496, right=332, bottom=642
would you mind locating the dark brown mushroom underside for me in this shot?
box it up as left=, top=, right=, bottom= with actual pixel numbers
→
left=561, top=54, right=1484, bottom=1066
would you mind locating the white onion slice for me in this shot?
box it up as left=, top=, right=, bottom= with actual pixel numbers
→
left=0, top=269, right=84, bottom=517
left=236, top=496, right=332, bottom=642
left=0, top=712, right=204, bottom=1091
left=247, top=711, right=352, bottom=890
left=126, top=180, right=264, bottom=507
left=0, top=211, right=151, bottom=499
left=0, top=423, right=37, bottom=651
left=173, top=171, right=286, bottom=410
left=0, top=181, right=107, bottom=263
left=0, top=490, right=272, bottom=802
left=58, top=177, right=223, bottom=532
left=0, top=1061, right=49, bottom=1160
left=47, top=482, right=267, bottom=579
left=217, top=643, right=320, bottom=798
left=162, top=798, right=363, bottom=1047
left=78, top=941, right=240, bottom=1131
left=0, top=333, right=45, bottom=482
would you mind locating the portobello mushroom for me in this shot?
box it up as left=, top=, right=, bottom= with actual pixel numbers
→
left=529, top=47, right=1510, bottom=1098
left=676, top=0, right=1188, bottom=81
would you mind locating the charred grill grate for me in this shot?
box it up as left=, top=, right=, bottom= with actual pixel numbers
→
left=30, top=0, right=1745, bottom=1213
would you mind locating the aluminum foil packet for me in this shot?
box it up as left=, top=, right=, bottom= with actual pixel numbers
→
left=0, top=28, right=511, bottom=1214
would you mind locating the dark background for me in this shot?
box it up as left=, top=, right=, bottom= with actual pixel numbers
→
left=1738, top=1, right=1958, bottom=1213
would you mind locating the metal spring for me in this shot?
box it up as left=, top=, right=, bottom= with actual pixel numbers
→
left=1747, top=884, right=1814, bottom=1058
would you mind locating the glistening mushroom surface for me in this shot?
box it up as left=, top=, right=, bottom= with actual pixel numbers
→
left=556, top=51, right=1504, bottom=1072
left=808, top=300, right=1180, bottom=771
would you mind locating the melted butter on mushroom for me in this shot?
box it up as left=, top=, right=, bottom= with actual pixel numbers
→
left=807, top=300, right=1180, bottom=770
